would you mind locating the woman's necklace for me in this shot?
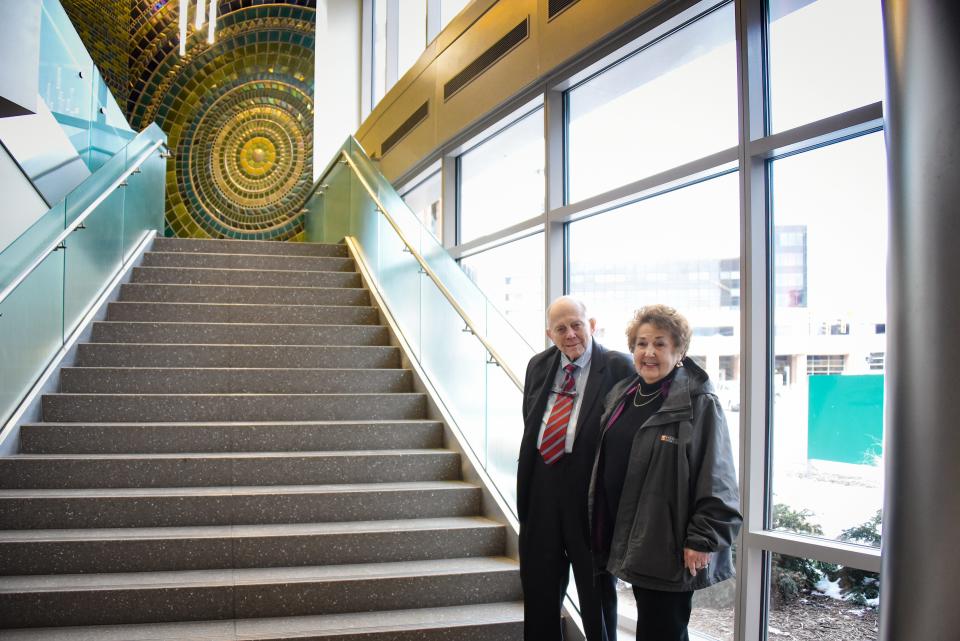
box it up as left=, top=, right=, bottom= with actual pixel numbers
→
left=633, top=385, right=661, bottom=407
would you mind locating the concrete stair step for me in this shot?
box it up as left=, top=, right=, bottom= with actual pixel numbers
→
left=90, top=321, right=390, bottom=346
left=0, top=517, right=505, bottom=574
left=106, top=301, right=380, bottom=325
left=75, top=343, right=400, bottom=368
left=0, top=557, right=521, bottom=627
left=151, top=238, right=348, bottom=257
left=119, top=283, right=370, bottom=307
left=0, top=450, right=456, bottom=489
left=41, top=392, right=426, bottom=423
left=142, top=251, right=355, bottom=272
left=131, top=265, right=362, bottom=288
left=19, top=420, right=444, bottom=454
left=58, top=368, right=412, bottom=394
left=0, top=481, right=480, bottom=529
left=0, top=602, right=523, bottom=640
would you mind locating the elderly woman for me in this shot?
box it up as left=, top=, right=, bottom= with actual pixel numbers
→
left=589, top=304, right=741, bottom=640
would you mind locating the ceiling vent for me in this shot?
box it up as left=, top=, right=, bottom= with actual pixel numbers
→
left=547, top=0, right=580, bottom=21
left=381, top=100, right=429, bottom=156
left=443, top=17, right=530, bottom=101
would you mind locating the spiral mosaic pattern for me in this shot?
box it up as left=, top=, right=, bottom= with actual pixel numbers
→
left=120, top=1, right=318, bottom=240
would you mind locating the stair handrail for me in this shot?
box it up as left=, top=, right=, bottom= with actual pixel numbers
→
left=0, top=135, right=168, bottom=308
left=332, top=144, right=524, bottom=391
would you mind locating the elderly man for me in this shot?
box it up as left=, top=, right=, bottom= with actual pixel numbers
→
left=517, top=296, right=634, bottom=641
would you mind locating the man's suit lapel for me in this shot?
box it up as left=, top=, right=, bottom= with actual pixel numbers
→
left=525, top=349, right=562, bottom=434
left=572, top=341, right=606, bottom=443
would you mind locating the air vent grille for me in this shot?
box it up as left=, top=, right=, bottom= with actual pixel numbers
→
left=548, top=0, right=580, bottom=20
left=381, top=101, right=429, bottom=156
left=443, top=17, right=530, bottom=101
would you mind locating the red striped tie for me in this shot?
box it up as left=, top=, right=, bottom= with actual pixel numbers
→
left=540, top=364, right=578, bottom=464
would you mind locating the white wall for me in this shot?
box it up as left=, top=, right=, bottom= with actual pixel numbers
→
left=314, top=0, right=363, bottom=177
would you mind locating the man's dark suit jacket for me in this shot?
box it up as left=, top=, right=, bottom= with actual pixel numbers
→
left=517, top=340, right=634, bottom=530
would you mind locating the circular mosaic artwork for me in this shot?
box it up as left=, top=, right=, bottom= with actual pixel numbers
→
left=127, top=1, right=317, bottom=240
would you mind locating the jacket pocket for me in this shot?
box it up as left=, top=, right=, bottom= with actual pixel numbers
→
left=620, top=493, right=685, bottom=583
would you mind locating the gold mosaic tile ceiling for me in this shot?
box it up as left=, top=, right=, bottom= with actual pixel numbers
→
left=68, top=0, right=317, bottom=240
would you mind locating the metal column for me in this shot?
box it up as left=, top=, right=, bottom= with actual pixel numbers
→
left=881, top=2, right=960, bottom=639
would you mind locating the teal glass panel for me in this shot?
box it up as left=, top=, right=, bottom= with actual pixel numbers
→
left=64, top=147, right=128, bottom=228
left=350, top=175, right=380, bottom=272
left=303, top=191, right=325, bottom=242
left=420, top=278, right=488, bottom=463
left=374, top=215, right=423, bottom=360
left=121, top=150, right=166, bottom=262
left=89, top=69, right=135, bottom=172
left=808, top=374, right=884, bottom=464
left=485, top=354, right=524, bottom=513
left=0, top=251, right=65, bottom=428
left=321, top=163, right=353, bottom=245
left=485, top=301, right=535, bottom=389
left=419, top=230, right=487, bottom=327
left=0, top=202, right=66, bottom=294
left=63, top=189, right=125, bottom=337
left=39, top=0, right=95, bottom=163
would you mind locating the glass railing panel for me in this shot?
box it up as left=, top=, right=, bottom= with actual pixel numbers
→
left=0, top=202, right=66, bottom=294
left=375, top=215, right=423, bottom=360
left=62, top=188, right=125, bottom=337
left=121, top=149, right=166, bottom=262
left=89, top=68, right=136, bottom=172
left=485, top=352, right=524, bottom=513
left=38, top=0, right=95, bottom=164
left=485, top=300, right=536, bottom=389
left=322, top=163, right=354, bottom=245
left=0, top=251, right=65, bottom=428
left=418, top=230, right=488, bottom=330
left=64, top=146, right=128, bottom=228
left=350, top=175, right=381, bottom=275
left=420, top=277, right=489, bottom=464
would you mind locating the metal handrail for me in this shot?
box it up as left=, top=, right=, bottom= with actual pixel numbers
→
left=334, top=149, right=525, bottom=391
left=0, top=139, right=166, bottom=308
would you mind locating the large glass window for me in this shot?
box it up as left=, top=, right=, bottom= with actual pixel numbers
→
left=400, top=168, right=442, bottom=240
left=769, top=132, right=888, bottom=546
left=569, top=173, right=741, bottom=639
left=768, top=553, right=880, bottom=637
left=441, top=0, right=471, bottom=30
left=458, top=107, right=544, bottom=243
left=398, top=0, right=427, bottom=79
left=459, top=234, right=545, bottom=351
left=372, top=0, right=388, bottom=106
left=767, top=0, right=886, bottom=132
left=566, top=4, right=737, bottom=203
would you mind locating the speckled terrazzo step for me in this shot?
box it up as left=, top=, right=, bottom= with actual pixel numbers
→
left=0, top=602, right=524, bottom=641
left=131, top=265, right=363, bottom=288
left=58, top=368, right=411, bottom=394
left=0, top=450, right=457, bottom=489
left=105, top=301, right=380, bottom=325
left=19, top=420, right=444, bottom=454
left=0, top=481, right=481, bottom=529
left=119, top=283, right=370, bottom=306
left=0, top=517, right=505, bottom=574
left=75, top=343, right=400, bottom=368
left=142, top=251, right=356, bottom=272
left=152, top=238, right=348, bottom=257
left=42, top=392, right=427, bottom=423
left=90, top=321, right=390, bottom=346
left=0, top=556, right=521, bottom=628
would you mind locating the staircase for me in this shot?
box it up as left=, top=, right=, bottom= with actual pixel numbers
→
left=0, top=237, right=523, bottom=639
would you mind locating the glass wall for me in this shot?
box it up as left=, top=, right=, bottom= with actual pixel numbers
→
left=460, top=234, right=545, bottom=351
left=770, top=132, right=888, bottom=545
left=566, top=4, right=738, bottom=203
left=383, top=0, right=888, bottom=638
left=458, top=105, right=544, bottom=243
left=400, top=165, right=442, bottom=240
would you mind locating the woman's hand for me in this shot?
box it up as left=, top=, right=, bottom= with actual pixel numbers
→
left=683, top=548, right=711, bottom=576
